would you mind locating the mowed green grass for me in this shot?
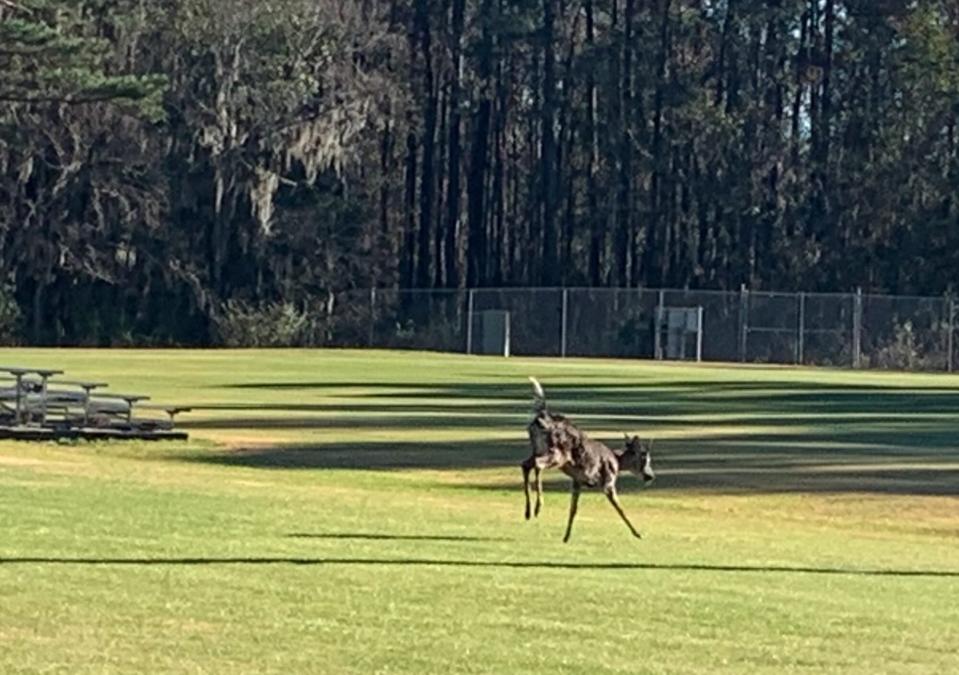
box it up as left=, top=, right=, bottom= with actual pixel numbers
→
left=1, top=348, right=957, bottom=674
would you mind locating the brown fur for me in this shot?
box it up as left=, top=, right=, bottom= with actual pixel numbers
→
left=522, top=377, right=654, bottom=542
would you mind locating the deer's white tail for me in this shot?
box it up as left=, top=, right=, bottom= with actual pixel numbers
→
left=529, top=376, right=547, bottom=412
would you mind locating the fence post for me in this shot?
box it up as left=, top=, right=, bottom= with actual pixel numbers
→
left=739, top=284, right=749, bottom=362
left=368, top=288, right=376, bottom=347
left=654, top=289, right=665, bottom=360
left=948, top=296, right=955, bottom=373
left=696, top=306, right=704, bottom=362
left=503, top=310, right=511, bottom=357
left=465, top=289, right=475, bottom=354
left=796, top=292, right=805, bottom=365
left=560, top=288, right=569, bottom=357
left=852, top=287, right=863, bottom=369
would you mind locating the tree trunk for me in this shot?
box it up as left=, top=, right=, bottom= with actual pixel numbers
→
left=467, top=0, right=494, bottom=287
left=402, top=127, right=418, bottom=288
left=444, top=0, right=466, bottom=288
left=615, top=0, right=635, bottom=286
left=415, top=0, right=437, bottom=288
left=539, top=0, right=559, bottom=285
left=584, top=0, right=603, bottom=286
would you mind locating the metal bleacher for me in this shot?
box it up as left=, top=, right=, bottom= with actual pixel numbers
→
left=0, top=366, right=189, bottom=441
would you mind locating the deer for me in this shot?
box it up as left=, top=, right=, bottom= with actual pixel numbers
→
left=522, top=377, right=655, bottom=543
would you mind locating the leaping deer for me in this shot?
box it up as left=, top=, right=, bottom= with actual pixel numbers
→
left=522, top=377, right=655, bottom=542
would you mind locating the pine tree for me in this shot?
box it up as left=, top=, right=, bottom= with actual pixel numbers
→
left=0, top=0, right=164, bottom=118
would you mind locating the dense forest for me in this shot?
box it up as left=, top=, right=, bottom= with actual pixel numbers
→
left=1, top=0, right=958, bottom=345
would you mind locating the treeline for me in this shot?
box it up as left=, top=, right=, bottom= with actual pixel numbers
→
left=1, top=0, right=958, bottom=345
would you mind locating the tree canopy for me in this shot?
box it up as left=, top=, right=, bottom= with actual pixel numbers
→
left=1, top=0, right=958, bottom=345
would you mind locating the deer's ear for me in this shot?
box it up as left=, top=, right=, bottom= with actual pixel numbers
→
left=536, top=417, right=550, bottom=429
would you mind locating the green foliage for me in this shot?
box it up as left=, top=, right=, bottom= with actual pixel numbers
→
left=869, top=319, right=949, bottom=371
left=0, top=1, right=166, bottom=119
left=3, top=1, right=959, bottom=345
left=0, top=281, right=20, bottom=345
left=211, top=299, right=312, bottom=347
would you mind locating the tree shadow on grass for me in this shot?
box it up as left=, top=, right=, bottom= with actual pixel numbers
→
left=186, top=378, right=959, bottom=434
left=1, top=556, right=956, bottom=578
left=180, top=378, right=959, bottom=496
left=180, top=433, right=959, bottom=496
left=210, top=380, right=959, bottom=416
left=183, top=439, right=521, bottom=470
left=285, top=533, right=510, bottom=542
left=180, top=406, right=959, bottom=433
left=218, top=380, right=959, bottom=395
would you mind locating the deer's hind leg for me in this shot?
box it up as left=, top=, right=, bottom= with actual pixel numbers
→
left=534, top=464, right=545, bottom=517
left=522, top=455, right=551, bottom=519
left=521, top=457, right=534, bottom=520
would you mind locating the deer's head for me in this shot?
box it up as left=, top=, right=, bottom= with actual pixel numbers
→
left=620, top=435, right=655, bottom=483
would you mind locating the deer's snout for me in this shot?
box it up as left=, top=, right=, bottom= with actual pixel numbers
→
left=641, top=454, right=655, bottom=483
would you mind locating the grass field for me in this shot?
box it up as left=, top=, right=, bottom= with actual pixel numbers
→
left=1, top=348, right=958, bottom=673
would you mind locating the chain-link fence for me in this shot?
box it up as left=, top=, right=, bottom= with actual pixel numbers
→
left=320, top=287, right=959, bottom=372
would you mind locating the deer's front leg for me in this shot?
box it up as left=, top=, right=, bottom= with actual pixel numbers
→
left=562, top=482, right=581, bottom=543
left=605, top=485, right=642, bottom=539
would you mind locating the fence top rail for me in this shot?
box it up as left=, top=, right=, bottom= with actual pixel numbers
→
left=353, top=286, right=954, bottom=304
left=359, top=288, right=466, bottom=296
left=784, top=290, right=856, bottom=299
left=860, top=292, right=949, bottom=303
